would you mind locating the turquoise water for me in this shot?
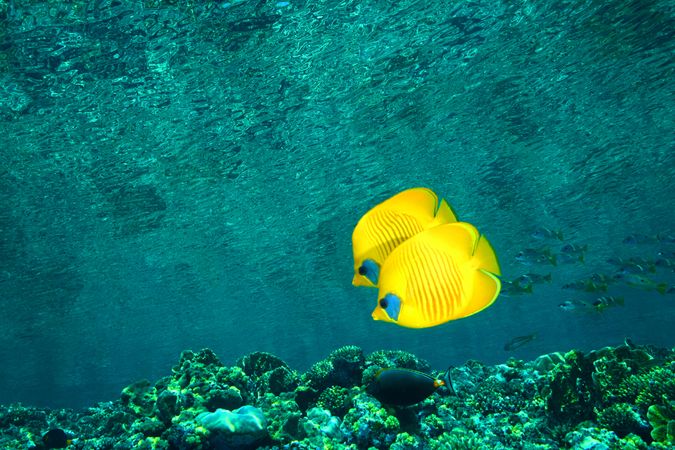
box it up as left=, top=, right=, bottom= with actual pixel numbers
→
left=0, top=0, right=673, bottom=409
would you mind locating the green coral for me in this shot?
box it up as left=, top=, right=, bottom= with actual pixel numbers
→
left=647, top=400, right=675, bottom=444
left=257, top=392, right=302, bottom=443
left=390, top=431, right=423, bottom=449
left=121, top=380, right=157, bottom=416
left=316, top=386, right=353, bottom=418
left=366, top=349, right=429, bottom=372
left=430, top=428, right=485, bottom=449
left=595, top=402, right=648, bottom=438
left=303, top=346, right=365, bottom=391
left=544, top=350, right=600, bottom=424
left=616, top=366, right=675, bottom=411
left=342, top=393, right=399, bottom=447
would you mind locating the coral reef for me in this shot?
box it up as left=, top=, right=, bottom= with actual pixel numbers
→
left=0, top=343, right=672, bottom=449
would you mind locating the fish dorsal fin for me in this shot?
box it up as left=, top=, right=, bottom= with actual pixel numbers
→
left=431, top=198, right=458, bottom=227
left=423, top=222, right=479, bottom=259
left=473, top=234, right=501, bottom=276
left=377, top=187, right=440, bottom=219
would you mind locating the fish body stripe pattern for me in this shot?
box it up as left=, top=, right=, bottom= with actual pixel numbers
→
left=402, top=239, right=465, bottom=325
left=365, top=210, right=424, bottom=261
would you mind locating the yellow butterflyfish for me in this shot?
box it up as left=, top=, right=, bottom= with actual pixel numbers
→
left=352, top=187, right=457, bottom=288
left=371, top=222, right=501, bottom=328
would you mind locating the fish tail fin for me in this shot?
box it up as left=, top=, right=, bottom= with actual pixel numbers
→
left=473, top=233, right=501, bottom=276
left=431, top=198, right=459, bottom=226
left=657, top=283, right=667, bottom=295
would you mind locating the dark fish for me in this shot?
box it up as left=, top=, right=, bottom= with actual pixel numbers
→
left=504, top=333, right=537, bottom=351
left=43, top=429, right=71, bottom=449
left=370, top=367, right=445, bottom=406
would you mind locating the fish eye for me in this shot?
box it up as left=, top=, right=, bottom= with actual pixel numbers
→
left=379, top=297, right=388, bottom=308
left=358, top=265, right=367, bottom=275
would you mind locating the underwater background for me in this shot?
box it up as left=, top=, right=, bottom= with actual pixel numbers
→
left=0, top=0, right=673, bottom=415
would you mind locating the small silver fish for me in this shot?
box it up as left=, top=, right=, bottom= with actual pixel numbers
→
left=501, top=280, right=534, bottom=296
left=515, top=248, right=556, bottom=266
left=518, top=273, right=552, bottom=284
left=592, top=296, right=624, bottom=312
left=628, top=256, right=656, bottom=268
left=562, top=279, right=608, bottom=293
left=504, top=333, right=537, bottom=351
left=614, top=273, right=668, bottom=294
left=615, top=262, right=655, bottom=275
left=656, top=258, right=675, bottom=271
left=559, top=300, right=588, bottom=312
left=589, top=273, right=614, bottom=284
left=531, top=227, right=564, bottom=241
left=560, top=244, right=587, bottom=263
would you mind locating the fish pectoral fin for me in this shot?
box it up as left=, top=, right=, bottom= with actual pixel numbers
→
left=473, top=234, right=501, bottom=276
left=459, top=269, right=501, bottom=318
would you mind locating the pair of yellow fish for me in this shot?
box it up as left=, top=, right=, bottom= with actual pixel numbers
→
left=351, top=188, right=502, bottom=328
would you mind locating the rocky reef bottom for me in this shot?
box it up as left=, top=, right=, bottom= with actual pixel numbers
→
left=1, top=342, right=674, bottom=449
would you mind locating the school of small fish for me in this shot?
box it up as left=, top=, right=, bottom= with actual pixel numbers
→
left=511, top=229, right=674, bottom=316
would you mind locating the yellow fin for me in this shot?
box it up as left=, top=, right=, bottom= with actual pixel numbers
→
left=459, top=269, right=501, bottom=318
left=377, top=187, right=440, bottom=219
left=430, top=199, right=458, bottom=227
left=473, top=234, right=501, bottom=276
left=423, top=222, right=479, bottom=259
